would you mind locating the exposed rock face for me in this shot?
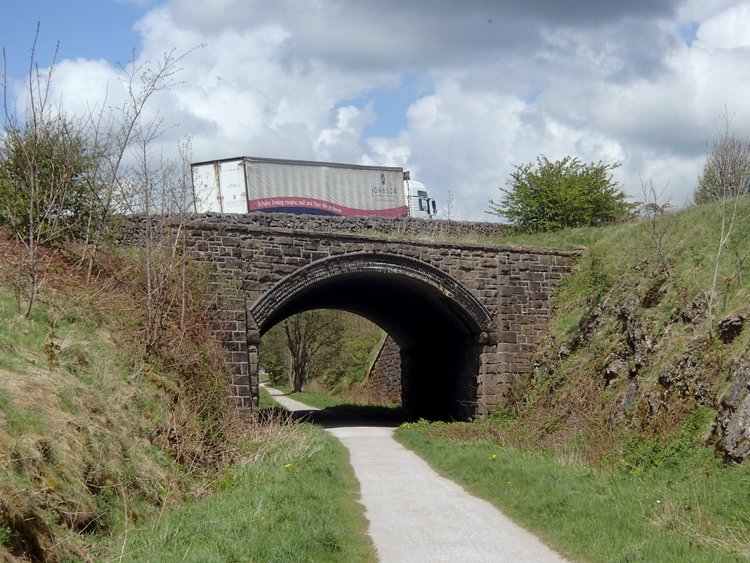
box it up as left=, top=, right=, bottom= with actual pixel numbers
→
left=719, top=310, right=748, bottom=344
left=615, top=381, right=639, bottom=422
left=656, top=337, right=713, bottom=406
left=714, top=350, right=750, bottom=462
left=605, top=358, right=629, bottom=386
left=617, top=297, right=649, bottom=375
left=678, top=293, right=708, bottom=328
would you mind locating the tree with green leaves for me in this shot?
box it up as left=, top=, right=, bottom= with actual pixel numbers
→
left=260, top=310, right=385, bottom=392
left=283, top=310, right=344, bottom=392
left=489, top=155, right=634, bottom=232
left=0, top=114, right=93, bottom=246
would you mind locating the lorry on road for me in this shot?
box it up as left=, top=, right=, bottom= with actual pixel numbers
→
left=191, top=156, right=437, bottom=219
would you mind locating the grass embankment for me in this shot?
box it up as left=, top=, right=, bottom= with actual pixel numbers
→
left=0, top=246, right=210, bottom=561
left=394, top=199, right=750, bottom=561
left=118, top=423, right=375, bottom=562
left=397, top=416, right=750, bottom=562
left=0, top=239, right=375, bottom=561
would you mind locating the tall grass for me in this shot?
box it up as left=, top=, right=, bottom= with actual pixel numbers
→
left=116, top=423, right=375, bottom=562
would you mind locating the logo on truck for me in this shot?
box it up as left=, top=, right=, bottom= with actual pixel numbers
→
left=372, top=173, right=397, bottom=197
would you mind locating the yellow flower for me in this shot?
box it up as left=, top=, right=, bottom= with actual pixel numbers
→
left=284, top=463, right=293, bottom=470
left=489, top=454, right=497, bottom=461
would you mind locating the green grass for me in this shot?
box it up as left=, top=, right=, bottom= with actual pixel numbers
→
left=116, top=424, right=375, bottom=562
left=396, top=420, right=750, bottom=562
left=271, top=385, right=351, bottom=409
left=0, top=388, right=48, bottom=435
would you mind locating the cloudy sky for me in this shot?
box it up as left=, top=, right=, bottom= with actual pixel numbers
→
left=2, top=0, right=749, bottom=220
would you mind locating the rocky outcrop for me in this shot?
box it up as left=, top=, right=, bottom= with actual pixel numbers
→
left=714, top=349, right=750, bottom=462
left=719, top=309, right=748, bottom=344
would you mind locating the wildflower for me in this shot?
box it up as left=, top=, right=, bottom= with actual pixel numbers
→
left=284, top=463, right=293, bottom=470
left=489, top=454, right=497, bottom=461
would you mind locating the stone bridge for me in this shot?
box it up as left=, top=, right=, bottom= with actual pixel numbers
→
left=136, top=213, right=578, bottom=420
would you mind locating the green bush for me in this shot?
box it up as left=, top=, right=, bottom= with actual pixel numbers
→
left=489, top=155, right=635, bottom=232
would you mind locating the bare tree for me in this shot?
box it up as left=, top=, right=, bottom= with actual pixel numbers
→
left=639, top=178, right=676, bottom=277
left=77, top=48, right=197, bottom=283
left=694, top=109, right=750, bottom=204
left=441, top=189, right=455, bottom=221
left=283, top=310, right=343, bottom=392
left=1, top=28, right=91, bottom=316
left=75, top=47, right=199, bottom=354
left=122, top=128, right=196, bottom=355
left=698, top=114, right=749, bottom=338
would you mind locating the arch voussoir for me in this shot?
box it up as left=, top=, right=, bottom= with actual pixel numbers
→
left=249, top=252, right=493, bottom=334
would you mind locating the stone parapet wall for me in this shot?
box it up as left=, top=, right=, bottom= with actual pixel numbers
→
left=167, top=212, right=510, bottom=239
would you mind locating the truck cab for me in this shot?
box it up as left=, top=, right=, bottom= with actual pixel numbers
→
left=404, top=174, right=437, bottom=219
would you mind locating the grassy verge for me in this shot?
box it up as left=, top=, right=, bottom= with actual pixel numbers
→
left=396, top=420, right=750, bottom=562
left=270, top=384, right=352, bottom=409
left=116, top=423, right=375, bottom=562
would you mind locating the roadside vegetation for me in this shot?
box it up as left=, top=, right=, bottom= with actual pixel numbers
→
left=397, top=417, right=750, bottom=562
left=0, top=235, right=376, bottom=562
left=119, top=423, right=374, bottom=563
left=0, top=236, right=241, bottom=560
left=395, top=194, right=750, bottom=561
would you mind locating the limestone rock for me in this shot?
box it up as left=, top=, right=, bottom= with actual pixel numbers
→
left=719, top=309, right=748, bottom=344
left=604, top=358, right=628, bottom=385
left=680, top=293, right=708, bottom=327
left=614, top=381, right=639, bottom=423
left=714, top=349, right=750, bottom=462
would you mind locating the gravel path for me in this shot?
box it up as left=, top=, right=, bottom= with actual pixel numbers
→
left=262, top=384, right=568, bottom=563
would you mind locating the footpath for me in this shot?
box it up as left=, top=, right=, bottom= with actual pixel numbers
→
left=262, top=384, right=568, bottom=563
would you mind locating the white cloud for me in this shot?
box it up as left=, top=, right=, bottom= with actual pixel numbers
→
left=9, top=0, right=750, bottom=220
left=696, top=2, right=750, bottom=48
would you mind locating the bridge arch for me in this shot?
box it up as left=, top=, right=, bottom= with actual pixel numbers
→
left=247, top=252, right=495, bottom=419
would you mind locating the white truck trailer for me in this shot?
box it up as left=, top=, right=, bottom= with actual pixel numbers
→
left=191, top=156, right=436, bottom=219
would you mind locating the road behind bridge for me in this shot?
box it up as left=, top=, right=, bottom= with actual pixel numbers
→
left=262, top=384, right=568, bottom=563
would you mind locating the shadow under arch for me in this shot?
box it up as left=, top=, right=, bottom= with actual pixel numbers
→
left=248, top=252, right=494, bottom=420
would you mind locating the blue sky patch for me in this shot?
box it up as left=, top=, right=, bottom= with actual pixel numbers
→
left=1, top=0, right=148, bottom=79
left=678, top=21, right=700, bottom=46
left=337, top=74, right=434, bottom=139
